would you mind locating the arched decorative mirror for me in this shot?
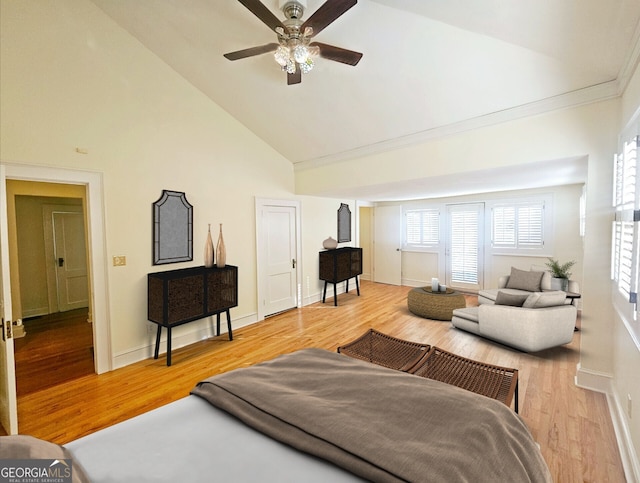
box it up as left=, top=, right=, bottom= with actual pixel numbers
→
left=153, top=190, right=193, bottom=265
left=337, top=203, right=351, bottom=243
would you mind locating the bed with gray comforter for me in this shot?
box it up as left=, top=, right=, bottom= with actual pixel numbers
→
left=64, top=348, right=551, bottom=482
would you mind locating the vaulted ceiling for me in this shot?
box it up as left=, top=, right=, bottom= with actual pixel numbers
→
left=91, top=0, right=640, bottom=199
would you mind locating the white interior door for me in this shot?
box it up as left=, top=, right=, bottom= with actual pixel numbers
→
left=446, top=203, right=484, bottom=292
left=0, top=165, right=18, bottom=434
left=256, top=200, right=300, bottom=318
left=374, top=205, right=402, bottom=285
left=52, top=210, right=89, bottom=311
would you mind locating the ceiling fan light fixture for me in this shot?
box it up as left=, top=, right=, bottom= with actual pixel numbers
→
left=299, top=57, right=314, bottom=74
left=293, top=44, right=309, bottom=63
left=285, top=58, right=296, bottom=74
left=274, top=45, right=290, bottom=66
left=225, top=0, right=362, bottom=85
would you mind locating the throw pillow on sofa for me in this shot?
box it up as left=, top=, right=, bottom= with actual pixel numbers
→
left=522, top=291, right=567, bottom=308
left=495, top=291, right=529, bottom=307
left=505, top=267, right=545, bottom=292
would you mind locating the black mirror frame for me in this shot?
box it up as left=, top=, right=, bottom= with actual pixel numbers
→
left=152, top=190, right=193, bottom=265
left=337, top=203, right=351, bottom=243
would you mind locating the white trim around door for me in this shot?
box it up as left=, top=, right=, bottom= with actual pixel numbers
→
left=2, top=163, right=112, bottom=374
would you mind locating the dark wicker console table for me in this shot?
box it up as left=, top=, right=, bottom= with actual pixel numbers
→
left=148, top=265, right=238, bottom=366
left=319, top=247, right=363, bottom=306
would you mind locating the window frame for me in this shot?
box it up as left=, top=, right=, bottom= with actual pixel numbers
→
left=612, top=135, right=639, bottom=302
left=487, top=195, right=553, bottom=256
left=403, top=207, right=441, bottom=251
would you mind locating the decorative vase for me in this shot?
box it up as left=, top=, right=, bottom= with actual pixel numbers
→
left=323, top=236, right=338, bottom=249
left=216, top=223, right=226, bottom=268
left=204, top=224, right=214, bottom=268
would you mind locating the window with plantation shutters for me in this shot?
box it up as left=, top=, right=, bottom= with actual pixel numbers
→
left=449, top=208, right=479, bottom=285
left=405, top=209, right=439, bottom=248
left=612, top=136, right=639, bottom=301
left=491, top=200, right=546, bottom=252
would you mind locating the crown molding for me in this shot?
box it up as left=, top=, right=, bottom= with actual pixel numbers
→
left=616, top=17, right=640, bottom=96
left=294, top=80, right=620, bottom=172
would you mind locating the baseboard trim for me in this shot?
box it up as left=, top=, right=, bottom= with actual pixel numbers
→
left=608, top=390, right=640, bottom=483
left=112, top=312, right=258, bottom=369
left=575, top=363, right=640, bottom=483
left=574, top=362, right=612, bottom=393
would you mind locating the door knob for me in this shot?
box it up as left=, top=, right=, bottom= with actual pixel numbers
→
left=58, top=257, right=64, bottom=267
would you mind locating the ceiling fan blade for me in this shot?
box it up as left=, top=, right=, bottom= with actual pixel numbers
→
left=224, top=43, right=279, bottom=61
left=237, top=0, right=286, bottom=32
left=301, top=0, right=357, bottom=37
left=288, top=70, right=302, bottom=85
left=310, top=42, right=362, bottom=66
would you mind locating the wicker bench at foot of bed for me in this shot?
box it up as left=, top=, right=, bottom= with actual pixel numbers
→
left=338, top=330, right=518, bottom=412
left=409, top=347, right=519, bottom=413
left=337, top=329, right=430, bottom=372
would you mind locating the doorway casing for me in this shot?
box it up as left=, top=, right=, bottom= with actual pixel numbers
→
left=2, top=163, right=111, bottom=375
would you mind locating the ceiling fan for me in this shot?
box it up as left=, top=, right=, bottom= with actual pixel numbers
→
left=224, top=0, right=363, bottom=85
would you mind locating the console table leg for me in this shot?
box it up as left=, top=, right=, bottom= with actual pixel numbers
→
left=355, top=276, right=360, bottom=296
left=166, top=326, right=172, bottom=367
left=216, top=313, right=221, bottom=336
left=226, top=309, right=233, bottom=341
left=346, top=279, right=350, bottom=293
left=322, top=281, right=327, bottom=303
left=154, top=325, right=161, bottom=360
left=333, top=283, right=338, bottom=306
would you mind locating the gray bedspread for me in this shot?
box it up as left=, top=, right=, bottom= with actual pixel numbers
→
left=191, top=348, right=552, bottom=483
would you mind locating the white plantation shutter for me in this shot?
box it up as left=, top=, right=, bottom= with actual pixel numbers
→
left=450, top=209, right=479, bottom=284
left=612, top=136, right=639, bottom=302
left=492, top=201, right=545, bottom=250
left=492, top=206, right=515, bottom=247
left=406, top=209, right=439, bottom=247
left=517, top=204, right=544, bottom=247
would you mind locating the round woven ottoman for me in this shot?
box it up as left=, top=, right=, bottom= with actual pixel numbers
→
left=407, top=287, right=466, bottom=320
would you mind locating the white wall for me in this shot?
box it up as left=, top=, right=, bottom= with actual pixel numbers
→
left=297, top=99, right=617, bottom=371
left=299, top=195, right=358, bottom=304
left=385, top=184, right=584, bottom=291
left=0, top=1, right=338, bottom=367
left=609, top=59, right=640, bottom=477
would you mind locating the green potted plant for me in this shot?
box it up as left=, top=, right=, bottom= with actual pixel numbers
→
left=545, top=257, right=576, bottom=291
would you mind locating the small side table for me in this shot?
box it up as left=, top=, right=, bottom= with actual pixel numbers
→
left=565, top=292, right=581, bottom=305
left=565, top=292, right=581, bottom=331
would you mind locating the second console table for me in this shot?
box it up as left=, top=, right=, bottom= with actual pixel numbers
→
left=319, top=247, right=363, bottom=306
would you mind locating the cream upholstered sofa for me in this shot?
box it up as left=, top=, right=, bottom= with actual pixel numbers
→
left=478, top=266, right=579, bottom=306
left=451, top=290, right=577, bottom=352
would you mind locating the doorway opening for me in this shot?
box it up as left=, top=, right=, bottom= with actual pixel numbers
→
left=10, top=188, right=94, bottom=395
left=1, top=164, right=111, bottom=435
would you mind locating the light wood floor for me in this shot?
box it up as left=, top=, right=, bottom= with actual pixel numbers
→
left=13, top=281, right=625, bottom=482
